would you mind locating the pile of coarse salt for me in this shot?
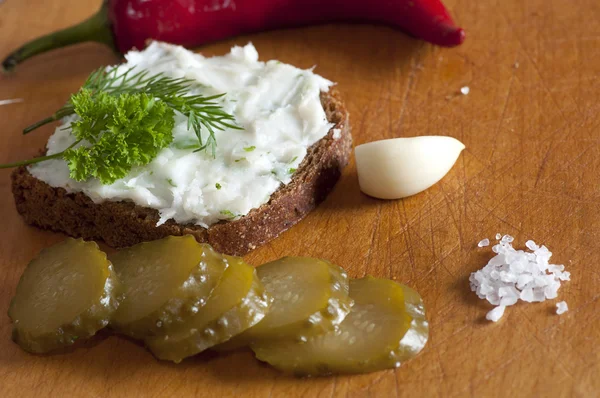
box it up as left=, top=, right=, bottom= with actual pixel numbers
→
left=470, top=234, right=570, bottom=322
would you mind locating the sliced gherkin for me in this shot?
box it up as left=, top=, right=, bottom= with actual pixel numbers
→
left=145, top=256, right=271, bottom=363
left=252, top=276, right=429, bottom=376
left=110, top=236, right=228, bottom=339
left=8, top=238, right=120, bottom=354
left=217, top=257, right=352, bottom=351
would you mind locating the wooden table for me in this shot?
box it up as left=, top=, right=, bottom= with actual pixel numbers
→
left=1, top=0, right=598, bottom=396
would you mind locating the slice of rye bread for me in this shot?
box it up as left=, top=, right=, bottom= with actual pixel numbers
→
left=11, top=89, right=352, bottom=256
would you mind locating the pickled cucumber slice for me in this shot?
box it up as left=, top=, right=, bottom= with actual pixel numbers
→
left=218, top=257, right=352, bottom=351
left=110, top=236, right=228, bottom=339
left=145, top=256, right=271, bottom=363
left=252, top=277, right=429, bottom=376
left=8, top=238, right=120, bottom=354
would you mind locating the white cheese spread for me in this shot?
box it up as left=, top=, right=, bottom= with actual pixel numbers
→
left=29, top=42, right=334, bottom=227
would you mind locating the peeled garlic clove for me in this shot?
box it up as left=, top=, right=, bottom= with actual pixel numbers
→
left=355, top=136, right=465, bottom=199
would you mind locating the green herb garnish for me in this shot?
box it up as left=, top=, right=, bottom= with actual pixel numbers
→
left=167, top=178, right=177, bottom=187
left=234, top=157, right=246, bottom=163
left=173, top=141, right=202, bottom=150
left=220, top=210, right=237, bottom=219
left=25, top=67, right=240, bottom=156
left=243, top=146, right=256, bottom=152
left=64, top=91, right=175, bottom=184
left=288, top=168, right=297, bottom=174
left=0, top=66, right=240, bottom=184
left=215, top=183, right=222, bottom=190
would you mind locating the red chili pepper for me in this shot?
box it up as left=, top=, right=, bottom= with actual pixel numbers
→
left=2, top=0, right=464, bottom=73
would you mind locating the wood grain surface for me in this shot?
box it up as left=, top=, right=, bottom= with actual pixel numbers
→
left=1, top=0, right=599, bottom=397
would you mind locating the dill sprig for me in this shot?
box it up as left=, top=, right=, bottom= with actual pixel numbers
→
left=24, top=66, right=240, bottom=156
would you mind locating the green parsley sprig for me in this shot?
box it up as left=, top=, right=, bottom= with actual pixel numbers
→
left=66, top=90, right=175, bottom=184
left=1, top=66, right=240, bottom=184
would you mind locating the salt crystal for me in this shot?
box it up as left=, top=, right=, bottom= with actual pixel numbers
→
left=520, top=287, right=534, bottom=302
left=499, top=287, right=519, bottom=306
left=479, top=283, right=493, bottom=295
left=544, top=282, right=560, bottom=299
left=516, top=274, right=533, bottom=289
left=532, top=287, right=546, bottom=302
left=500, top=295, right=519, bottom=306
left=499, top=271, right=518, bottom=283
left=509, top=257, right=527, bottom=273
left=468, top=274, right=477, bottom=288
left=486, top=306, right=506, bottom=322
left=489, top=254, right=506, bottom=267
left=478, top=238, right=490, bottom=247
left=473, top=272, right=485, bottom=284
left=533, top=274, right=553, bottom=287
left=469, top=236, right=570, bottom=322
left=556, top=301, right=568, bottom=315
left=486, top=292, right=501, bottom=306
left=535, top=246, right=552, bottom=263
left=548, top=264, right=565, bottom=273
left=525, top=240, right=539, bottom=250
left=558, top=271, right=571, bottom=281
left=460, top=86, right=470, bottom=95
left=525, top=261, right=540, bottom=274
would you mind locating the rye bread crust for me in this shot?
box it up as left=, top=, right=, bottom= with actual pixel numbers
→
left=11, top=90, right=351, bottom=256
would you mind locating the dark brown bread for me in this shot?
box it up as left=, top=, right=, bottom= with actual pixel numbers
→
left=11, top=90, right=351, bottom=256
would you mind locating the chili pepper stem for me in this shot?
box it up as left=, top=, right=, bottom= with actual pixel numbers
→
left=1, top=1, right=115, bottom=74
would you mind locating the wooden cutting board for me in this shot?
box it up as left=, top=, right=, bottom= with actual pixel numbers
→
left=1, top=0, right=598, bottom=396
